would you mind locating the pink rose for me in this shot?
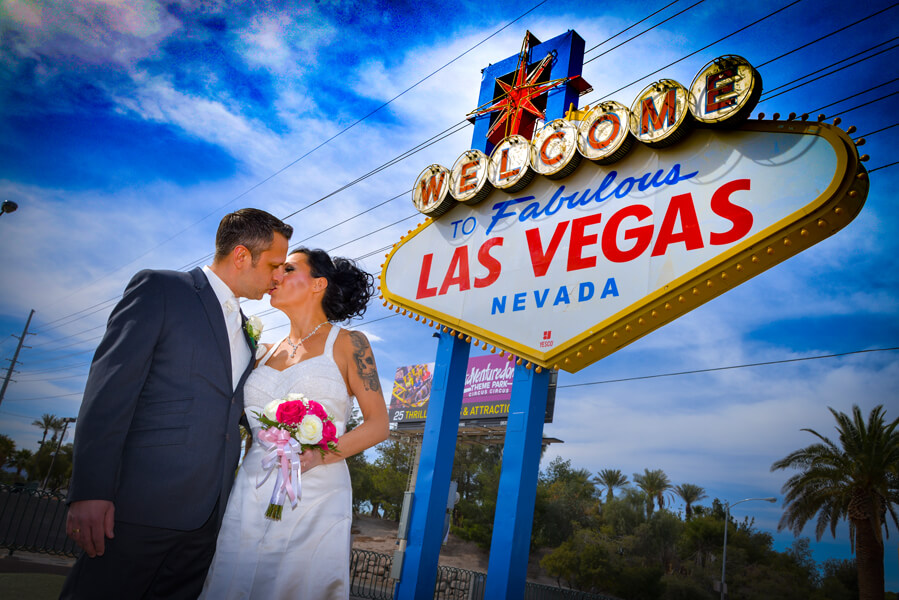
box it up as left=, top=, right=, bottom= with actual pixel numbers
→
left=276, top=400, right=307, bottom=425
left=306, top=400, right=328, bottom=420
left=321, top=420, right=337, bottom=445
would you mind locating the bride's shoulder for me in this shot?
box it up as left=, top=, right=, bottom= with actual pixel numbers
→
left=334, top=328, right=373, bottom=357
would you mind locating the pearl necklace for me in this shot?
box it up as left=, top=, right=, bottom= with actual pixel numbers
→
left=285, top=321, right=329, bottom=358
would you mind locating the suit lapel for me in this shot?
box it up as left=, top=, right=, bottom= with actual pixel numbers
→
left=239, top=311, right=254, bottom=351
left=191, top=267, right=233, bottom=388
left=239, top=310, right=255, bottom=368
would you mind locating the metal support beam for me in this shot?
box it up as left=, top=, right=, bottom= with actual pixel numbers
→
left=394, top=331, right=469, bottom=600
left=484, top=365, right=551, bottom=598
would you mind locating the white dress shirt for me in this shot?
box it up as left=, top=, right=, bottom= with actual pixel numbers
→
left=203, top=266, right=251, bottom=391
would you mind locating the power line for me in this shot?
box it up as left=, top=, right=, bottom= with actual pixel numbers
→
left=265, top=312, right=400, bottom=333
left=32, top=1, right=550, bottom=314
left=2, top=391, right=83, bottom=403
left=36, top=297, right=118, bottom=333
left=326, top=214, right=420, bottom=254
left=583, top=0, right=685, bottom=55
left=12, top=362, right=91, bottom=376
left=759, top=42, right=899, bottom=103
left=801, top=77, right=899, bottom=115
left=8, top=1, right=810, bottom=335
left=179, top=120, right=470, bottom=271
left=825, top=89, right=899, bottom=119
left=756, top=2, right=899, bottom=69
left=20, top=348, right=95, bottom=367
left=14, top=0, right=722, bottom=330
left=558, top=347, right=899, bottom=388
left=16, top=372, right=90, bottom=383
left=0, top=409, right=45, bottom=422
left=584, top=0, right=803, bottom=105
left=293, top=190, right=412, bottom=247
left=869, top=161, right=898, bottom=173
left=13, top=240, right=404, bottom=380
left=860, top=122, right=899, bottom=138
left=583, top=0, right=707, bottom=66
left=20, top=344, right=896, bottom=400
left=15, top=4, right=895, bottom=350
left=31, top=323, right=105, bottom=348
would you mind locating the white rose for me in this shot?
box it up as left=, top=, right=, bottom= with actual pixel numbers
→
left=296, top=414, right=324, bottom=445
left=247, top=315, right=264, bottom=338
left=262, top=398, right=285, bottom=421
left=285, top=393, right=306, bottom=402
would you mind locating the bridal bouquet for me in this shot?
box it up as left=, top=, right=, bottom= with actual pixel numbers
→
left=252, top=393, right=340, bottom=520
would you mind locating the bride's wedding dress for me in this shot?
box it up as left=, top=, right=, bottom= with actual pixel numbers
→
left=200, top=325, right=353, bottom=599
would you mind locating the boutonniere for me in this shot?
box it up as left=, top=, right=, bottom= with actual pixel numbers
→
left=245, top=315, right=264, bottom=349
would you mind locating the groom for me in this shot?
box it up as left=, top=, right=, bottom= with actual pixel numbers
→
left=61, top=208, right=293, bottom=599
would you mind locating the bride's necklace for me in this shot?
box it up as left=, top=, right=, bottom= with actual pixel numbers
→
left=285, top=321, right=329, bottom=358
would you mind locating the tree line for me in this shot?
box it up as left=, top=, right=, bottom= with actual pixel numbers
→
left=345, top=405, right=897, bottom=600
left=4, top=405, right=895, bottom=599
left=1, top=413, right=73, bottom=490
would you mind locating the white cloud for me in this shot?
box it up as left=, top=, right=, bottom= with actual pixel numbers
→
left=238, top=8, right=336, bottom=74
left=1, top=0, right=176, bottom=66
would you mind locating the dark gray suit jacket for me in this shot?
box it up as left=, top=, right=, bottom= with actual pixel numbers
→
left=68, top=267, right=253, bottom=530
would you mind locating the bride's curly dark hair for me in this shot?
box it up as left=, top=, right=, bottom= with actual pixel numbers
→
left=291, top=247, right=375, bottom=322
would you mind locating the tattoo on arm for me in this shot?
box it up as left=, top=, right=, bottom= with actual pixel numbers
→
left=349, top=331, right=381, bottom=392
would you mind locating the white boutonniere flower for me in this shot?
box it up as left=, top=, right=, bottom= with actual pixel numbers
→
left=245, top=315, right=264, bottom=348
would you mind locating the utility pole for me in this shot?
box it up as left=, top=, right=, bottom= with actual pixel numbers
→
left=41, top=416, right=75, bottom=490
left=0, top=309, right=35, bottom=410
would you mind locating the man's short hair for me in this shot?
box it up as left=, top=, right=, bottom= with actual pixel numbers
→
left=214, top=208, right=293, bottom=264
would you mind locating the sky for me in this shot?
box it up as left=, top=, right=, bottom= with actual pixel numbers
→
left=1, top=0, right=897, bottom=589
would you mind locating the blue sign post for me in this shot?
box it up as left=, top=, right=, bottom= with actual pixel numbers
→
left=484, top=365, right=551, bottom=597
left=394, top=331, right=469, bottom=600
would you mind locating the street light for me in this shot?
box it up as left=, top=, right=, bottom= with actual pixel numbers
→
left=0, top=200, right=18, bottom=217
left=720, top=496, right=777, bottom=599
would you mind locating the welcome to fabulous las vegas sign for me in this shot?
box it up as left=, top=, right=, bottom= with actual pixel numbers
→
left=379, top=33, right=869, bottom=374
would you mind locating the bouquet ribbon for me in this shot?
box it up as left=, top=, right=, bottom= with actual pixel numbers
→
left=256, top=428, right=302, bottom=519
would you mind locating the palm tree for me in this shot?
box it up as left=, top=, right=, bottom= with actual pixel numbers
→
left=32, top=413, right=60, bottom=447
left=673, top=483, right=707, bottom=520
left=594, top=468, right=629, bottom=502
left=633, top=468, right=673, bottom=518
left=0, top=434, right=14, bottom=470
left=10, top=448, right=32, bottom=477
left=772, top=404, right=899, bottom=600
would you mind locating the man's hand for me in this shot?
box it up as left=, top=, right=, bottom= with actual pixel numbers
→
left=66, top=500, right=115, bottom=558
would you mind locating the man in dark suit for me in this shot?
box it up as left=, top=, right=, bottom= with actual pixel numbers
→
left=61, top=208, right=293, bottom=599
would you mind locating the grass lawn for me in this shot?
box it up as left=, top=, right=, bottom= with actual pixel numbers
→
left=0, top=572, right=66, bottom=599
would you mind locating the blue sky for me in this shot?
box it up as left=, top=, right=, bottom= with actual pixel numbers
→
left=1, top=0, right=897, bottom=588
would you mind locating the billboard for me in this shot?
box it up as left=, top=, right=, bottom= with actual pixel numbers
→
left=388, top=355, right=555, bottom=426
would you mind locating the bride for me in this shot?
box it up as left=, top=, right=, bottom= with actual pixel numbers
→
left=200, top=247, right=389, bottom=599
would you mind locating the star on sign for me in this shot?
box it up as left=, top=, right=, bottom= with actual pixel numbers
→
left=468, top=31, right=580, bottom=143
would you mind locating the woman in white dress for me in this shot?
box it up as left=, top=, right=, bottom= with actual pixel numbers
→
left=200, top=248, right=389, bottom=599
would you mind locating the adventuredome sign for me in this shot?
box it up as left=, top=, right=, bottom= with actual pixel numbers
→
left=379, top=55, right=869, bottom=373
